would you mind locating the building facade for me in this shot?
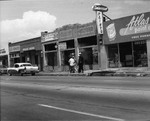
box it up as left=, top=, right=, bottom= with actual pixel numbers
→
left=42, top=12, right=150, bottom=72
left=102, top=12, right=150, bottom=69
left=41, top=22, right=99, bottom=72
left=0, top=49, right=8, bottom=67
left=8, top=12, right=149, bottom=72
left=8, top=37, right=43, bottom=71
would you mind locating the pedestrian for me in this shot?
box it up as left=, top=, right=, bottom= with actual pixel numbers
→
left=68, top=54, right=76, bottom=73
left=78, top=52, right=84, bottom=73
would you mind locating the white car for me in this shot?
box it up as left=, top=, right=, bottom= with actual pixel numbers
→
left=7, top=63, right=39, bottom=76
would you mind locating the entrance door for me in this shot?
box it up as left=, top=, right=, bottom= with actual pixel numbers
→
left=119, top=42, right=133, bottom=67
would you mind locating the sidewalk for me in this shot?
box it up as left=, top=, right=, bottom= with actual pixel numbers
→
left=37, top=67, right=150, bottom=77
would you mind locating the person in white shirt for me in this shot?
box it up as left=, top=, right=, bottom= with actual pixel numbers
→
left=68, top=55, right=76, bottom=73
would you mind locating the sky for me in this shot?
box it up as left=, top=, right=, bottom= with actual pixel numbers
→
left=0, top=0, right=150, bottom=54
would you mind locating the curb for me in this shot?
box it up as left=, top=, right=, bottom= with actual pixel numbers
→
left=37, top=73, right=86, bottom=76
left=37, top=71, right=150, bottom=77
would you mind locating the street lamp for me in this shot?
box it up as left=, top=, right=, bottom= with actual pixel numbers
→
left=92, top=3, right=108, bottom=69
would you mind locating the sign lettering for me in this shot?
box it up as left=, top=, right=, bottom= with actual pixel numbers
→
left=120, top=13, right=150, bottom=36
left=41, top=32, right=58, bottom=42
left=96, top=11, right=103, bottom=34
left=9, top=45, right=20, bottom=52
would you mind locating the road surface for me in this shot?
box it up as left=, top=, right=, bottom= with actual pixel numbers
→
left=1, top=75, right=150, bottom=121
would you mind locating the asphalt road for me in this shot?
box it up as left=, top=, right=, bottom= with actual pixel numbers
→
left=1, top=75, right=150, bottom=121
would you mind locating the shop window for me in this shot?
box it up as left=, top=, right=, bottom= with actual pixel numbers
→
left=107, top=40, right=148, bottom=68
left=66, top=40, right=74, bottom=49
left=119, top=42, right=133, bottom=67
left=61, top=50, right=75, bottom=66
left=93, top=53, right=98, bottom=64
left=59, top=40, right=74, bottom=50
left=14, top=58, right=20, bottom=63
left=108, top=44, right=119, bottom=68
left=45, top=52, right=57, bottom=67
left=81, top=48, right=93, bottom=64
left=79, top=47, right=98, bottom=69
left=45, top=43, right=57, bottom=51
left=78, top=36, right=97, bottom=47
left=133, top=40, right=147, bottom=67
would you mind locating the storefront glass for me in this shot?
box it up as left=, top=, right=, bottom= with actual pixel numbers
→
left=119, top=42, right=133, bottom=67
left=133, top=40, right=147, bottom=67
left=60, top=39, right=75, bottom=66
left=78, top=36, right=97, bottom=69
left=108, top=44, right=119, bottom=68
left=44, top=43, right=57, bottom=68
left=45, top=52, right=57, bottom=67
left=107, top=40, right=148, bottom=68
left=61, top=49, right=75, bottom=66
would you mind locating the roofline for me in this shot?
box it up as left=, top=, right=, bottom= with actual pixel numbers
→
left=9, top=36, right=41, bottom=45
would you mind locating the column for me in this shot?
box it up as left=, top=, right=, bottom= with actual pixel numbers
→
left=147, top=40, right=150, bottom=68
left=74, top=38, right=79, bottom=62
left=57, top=41, right=61, bottom=71
left=100, top=45, right=108, bottom=69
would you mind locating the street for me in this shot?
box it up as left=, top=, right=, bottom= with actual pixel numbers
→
left=1, top=75, right=150, bottom=121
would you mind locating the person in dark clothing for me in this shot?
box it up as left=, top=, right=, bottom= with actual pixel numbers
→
left=78, top=53, right=84, bottom=73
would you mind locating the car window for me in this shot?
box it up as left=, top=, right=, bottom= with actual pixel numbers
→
left=14, top=64, right=19, bottom=68
left=23, top=64, right=32, bottom=66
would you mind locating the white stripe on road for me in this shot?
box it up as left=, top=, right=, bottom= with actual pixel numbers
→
left=38, top=104, right=124, bottom=121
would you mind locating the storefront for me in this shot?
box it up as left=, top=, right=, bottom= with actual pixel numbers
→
left=58, top=22, right=98, bottom=71
left=103, top=12, right=150, bottom=68
left=9, top=44, right=21, bottom=67
left=0, top=49, right=8, bottom=67
left=8, top=37, right=43, bottom=70
left=77, top=23, right=98, bottom=70
left=41, top=31, right=59, bottom=72
left=58, top=27, right=76, bottom=71
left=41, top=22, right=98, bottom=72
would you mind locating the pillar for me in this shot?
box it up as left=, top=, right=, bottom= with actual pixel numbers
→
left=147, top=40, right=150, bottom=68
left=100, top=45, right=108, bottom=69
left=57, top=41, right=62, bottom=71
left=74, top=38, right=79, bottom=62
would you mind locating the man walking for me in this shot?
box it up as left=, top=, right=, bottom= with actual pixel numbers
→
left=78, top=52, right=84, bottom=73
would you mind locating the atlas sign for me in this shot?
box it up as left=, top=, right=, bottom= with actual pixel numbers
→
left=92, top=3, right=108, bottom=12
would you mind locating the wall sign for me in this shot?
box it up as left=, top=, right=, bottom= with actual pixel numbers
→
left=22, top=47, right=35, bottom=51
left=106, top=23, right=116, bottom=41
left=77, top=25, right=95, bottom=37
left=120, top=13, right=150, bottom=36
left=9, top=45, right=20, bottom=52
left=96, top=11, right=103, bottom=34
left=103, top=12, right=150, bottom=44
left=0, top=49, right=6, bottom=54
left=41, top=32, right=58, bottom=42
left=59, top=42, right=67, bottom=50
left=59, top=29, right=73, bottom=39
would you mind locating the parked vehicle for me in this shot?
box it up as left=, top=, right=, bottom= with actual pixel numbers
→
left=0, top=65, right=8, bottom=75
left=7, top=63, right=39, bottom=76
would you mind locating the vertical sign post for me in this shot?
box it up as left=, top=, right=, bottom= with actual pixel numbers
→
left=92, top=3, right=108, bottom=69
